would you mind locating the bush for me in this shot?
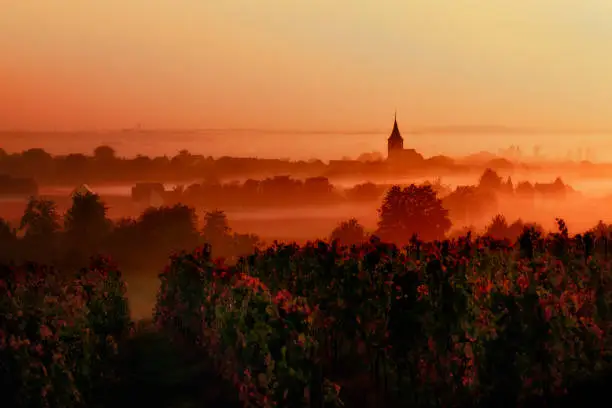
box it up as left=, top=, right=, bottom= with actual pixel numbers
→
left=154, top=246, right=342, bottom=408
left=0, top=257, right=131, bottom=408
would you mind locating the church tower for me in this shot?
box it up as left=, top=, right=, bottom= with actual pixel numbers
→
left=387, top=111, right=404, bottom=159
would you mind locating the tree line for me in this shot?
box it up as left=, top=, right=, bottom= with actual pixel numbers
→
left=0, top=144, right=533, bottom=187
left=0, top=145, right=384, bottom=185
left=163, top=176, right=386, bottom=208
left=0, top=183, right=459, bottom=271
left=0, top=178, right=590, bottom=276
left=0, top=192, right=260, bottom=273
left=165, top=169, right=570, bottom=213
left=0, top=144, right=572, bottom=216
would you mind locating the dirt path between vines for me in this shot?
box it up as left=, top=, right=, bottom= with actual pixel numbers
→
left=96, top=320, right=240, bottom=408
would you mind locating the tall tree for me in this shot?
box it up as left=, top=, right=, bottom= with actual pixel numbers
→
left=64, top=192, right=112, bottom=264
left=93, top=145, right=117, bottom=162
left=20, top=148, right=54, bottom=179
left=20, top=197, right=60, bottom=239
left=138, top=204, right=200, bottom=256
left=0, top=218, right=17, bottom=262
left=330, top=218, right=367, bottom=246
left=202, top=210, right=231, bottom=240
left=20, top=197, right=61, bottom=262
left=376, top=184, right=451, bottom=244
left=202, top=210, right=231, bottom=252
left=484, top=214, right=510, bottom=240
left=478, top=168, right=503, bottom=191
left=201, top=210, right=259, bottom=260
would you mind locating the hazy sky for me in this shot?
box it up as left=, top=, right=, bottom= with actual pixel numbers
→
left=2, top=0, right=612, bottom=134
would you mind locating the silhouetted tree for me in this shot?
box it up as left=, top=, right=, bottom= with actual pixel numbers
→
left=479, top=168, right=503, bottom=191
left=20, top=197, right=60, bottom=240
left=507, top=220, right=528, bottom=240
left=93, top=145, right=117, bottom=162
left=55, top=154, right=90, bottom=183
left=303, top=177, right=334, bottom=201
left=0, top=218, right=17, bottom=262
left=376, top=184, right=451, bottom=244
left=107, top=204, right=199, bottom=268
left=515, top=181, right=535, bottom=197
left=0, top=175, right=38, bottom=197
left=590, top=220, right=612, bottom=238
left=170, top=149, right=194, bottom=174
left=19, top=197, right=61, bottom=262
left=202, top=210, right=231, bottom=239
left=202, top=210, right=231, bottom=255
left=422, top=177, right=452, bottom=197
left=346, top=182, right=383, bottom=202
left=356, top=151, right=384, bottom=162
left=21, top=148, right=54, bottom=179
left=443, top=185, right=496, bottom=224
left=63, top=192, right=112, bottom=265
left=534, top=177, right=568, bottom=198
left=0, top=218, right=15, bottom=242
left=139, top=204, right=200, bottom=252
left=485, top=214, right=509, bottom=240
left=200, top=210, right=260, bottom=260
left=106, top=218, right=141, bottom=269
left=330, top=218, right=366, bottom=246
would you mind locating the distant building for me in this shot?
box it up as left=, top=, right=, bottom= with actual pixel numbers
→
left=386, top=113, right=423, bottom=163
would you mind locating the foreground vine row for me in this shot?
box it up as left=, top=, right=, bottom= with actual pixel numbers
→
left=0, top=257, right=131, bottom=408
left=154, top=248, right=343, bottom=407
left=155, top=225, right=612, bottom=407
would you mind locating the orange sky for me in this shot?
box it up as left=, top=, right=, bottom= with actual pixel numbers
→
left=2, top=1, right=612, bottom=138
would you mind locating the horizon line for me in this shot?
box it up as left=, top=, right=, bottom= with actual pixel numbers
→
left=2, top=125, right=612, bottom=135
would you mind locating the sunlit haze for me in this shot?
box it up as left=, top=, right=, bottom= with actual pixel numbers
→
left=6, top=4, right=612, bottom=402
left=3, top=1, right=612, bottom=160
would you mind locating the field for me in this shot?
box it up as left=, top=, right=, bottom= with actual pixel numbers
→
left=5, top=224, right=612, bottom=407
left=153, top=228, right=612, bottom=407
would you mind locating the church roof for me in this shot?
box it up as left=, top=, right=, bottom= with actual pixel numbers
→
left=388, top=114, right=403, bottom=142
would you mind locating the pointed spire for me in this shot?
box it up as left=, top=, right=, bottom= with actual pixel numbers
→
left=393, top=109, right=399, bottom=130
left=388, top=109, right=402, bottom=142
left=393, top=110, right=399, bottom=131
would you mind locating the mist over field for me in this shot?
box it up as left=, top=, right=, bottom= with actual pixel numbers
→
left=19, top=168, right=612, bottom=239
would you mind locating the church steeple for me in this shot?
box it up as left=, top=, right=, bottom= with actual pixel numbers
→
left=387, top=111, right=404, bottom=159
left=388, top=112, right=403, bottom=142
